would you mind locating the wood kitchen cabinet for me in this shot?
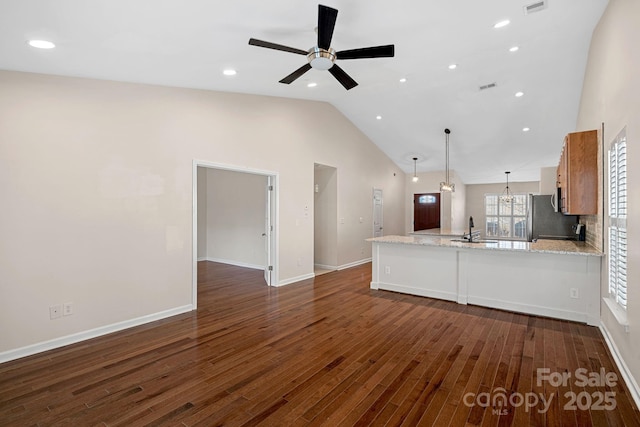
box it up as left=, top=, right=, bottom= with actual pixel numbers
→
left=556, top=129, right=598, bottom=215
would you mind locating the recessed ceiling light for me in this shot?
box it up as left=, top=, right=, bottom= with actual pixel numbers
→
left=376, top=115, right=382, bottom=120
left=523, top=127, right=530, bottom=132
left=399, top=78, right=407, bottom=83
left=494, top=19, right=511, bottom=29
left=515, top=91, right=524, bottom=97
left=509, top=46, right=519, bottom=52
left=448, top=64, right=457, bottom=70
left=222, top=69, right=237, bottom=76
left=307, top=82, right=317, bottom=88
left=27, top=39, right=55, bottom=49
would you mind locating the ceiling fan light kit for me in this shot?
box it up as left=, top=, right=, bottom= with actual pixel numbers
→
left=308, top=47, right=336, bottom=70
left=248, top=4, right=394, bottom=90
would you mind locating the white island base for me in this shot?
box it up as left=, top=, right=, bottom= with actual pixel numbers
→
left=369, top=237, right=602, bottom=326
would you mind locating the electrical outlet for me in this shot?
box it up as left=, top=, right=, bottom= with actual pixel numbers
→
left=570, top=288, right=579, bottom=299
left=49, top=304, right=62, bottom=319
left=63, top=302, right=73, bottom=316
left=385, top=266, right=391, bottom=274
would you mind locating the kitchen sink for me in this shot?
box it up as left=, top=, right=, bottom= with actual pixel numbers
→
left=449, top=239, right=499, bottom=244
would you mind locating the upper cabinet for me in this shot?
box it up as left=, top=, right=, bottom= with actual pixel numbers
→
left=556, top=130, right=598, bottom=215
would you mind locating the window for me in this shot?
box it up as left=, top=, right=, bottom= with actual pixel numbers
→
left=418, top=195, right=437, bottom=204
left=485, top=194, right=528, bottom=240
left=608, top=129, right=627, bottom=309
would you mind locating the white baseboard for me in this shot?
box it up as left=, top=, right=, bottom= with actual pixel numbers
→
left=0, top=305, right=193, bottom=364
left=277, top=273, right=315, bottom=287
left=373, top=282, right=457, bottom=302
left=338, top=258, right=372, bottom=270
left=599, top=322, right=640, bottom=409
left=202, top=257, right=264, bottom=270
left=468, top=295, right=594, bottom=326
left=314, top=263, right=338, bottom=271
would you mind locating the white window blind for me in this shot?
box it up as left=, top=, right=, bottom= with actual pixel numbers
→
left=608, top=130, right=627, bottom=309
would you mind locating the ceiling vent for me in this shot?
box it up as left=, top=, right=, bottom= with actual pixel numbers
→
left=524, top=1, right=547, bottom=15
left=479, top=82, right=497, bottom=91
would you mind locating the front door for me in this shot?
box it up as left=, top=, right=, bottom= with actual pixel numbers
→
left=373, top=188, right=383, bottom=237
left=414, top=193, right=440, bottom=231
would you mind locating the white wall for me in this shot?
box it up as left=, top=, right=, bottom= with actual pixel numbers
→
left=204, top=168, right=267, bottom=269
left=464, top=181, right=540, bottom=238
left=575, top=0, right=640, bottom=396
left=539, top=166, right=558, bottom=195
left=0, top=70, right=405, bottom=357
left=196, top=167, right=207, bottom=259
left=314, top=164, right=338, bottom=269
left=450, top=171, right=467, bottom=231
left=404, top=170, right=466, bottom=233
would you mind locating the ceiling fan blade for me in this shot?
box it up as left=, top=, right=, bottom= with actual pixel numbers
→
left=336, top=45, right=395, bottom=60
left=317, top=5, right=338, bottom=50
left=279, top=63, right=312, bottom=84
left=248, top=38, right=308, bottom=55
left=328, top=64, right=358, bottom=90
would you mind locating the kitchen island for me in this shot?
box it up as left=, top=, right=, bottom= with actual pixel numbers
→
left=368, top=235, right=603, bottom=325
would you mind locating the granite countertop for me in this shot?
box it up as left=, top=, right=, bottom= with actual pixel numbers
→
left=367, top=235, right=603, bottom=257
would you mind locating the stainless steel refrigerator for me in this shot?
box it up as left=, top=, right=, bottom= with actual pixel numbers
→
left=527, top=194, right=578, bottom=241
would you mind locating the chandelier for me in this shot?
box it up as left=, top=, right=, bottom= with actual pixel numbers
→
left=500, top=171, right=514, bottom=203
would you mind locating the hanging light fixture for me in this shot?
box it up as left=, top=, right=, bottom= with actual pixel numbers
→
left=412, top=157, right=419, bottom=182
left=440, top=128, right=455, bottom=192
left=500, top=171, right=514, bottom=203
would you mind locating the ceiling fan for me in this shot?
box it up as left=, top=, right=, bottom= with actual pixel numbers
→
left=248, top=4, right=394, bottom=90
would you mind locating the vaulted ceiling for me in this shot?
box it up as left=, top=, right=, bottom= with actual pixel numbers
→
left=0, top=0, right=608, bottom=183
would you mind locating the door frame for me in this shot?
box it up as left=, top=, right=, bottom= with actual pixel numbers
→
left=192, top=159, right=279, bottom=309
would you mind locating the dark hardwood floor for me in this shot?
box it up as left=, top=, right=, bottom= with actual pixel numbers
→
left=1, top=261, right=639, bottom=426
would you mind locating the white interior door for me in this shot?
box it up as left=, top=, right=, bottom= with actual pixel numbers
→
left=373, top=188, right=383, bottom=237
left=264, top=176, right=273, bottom=285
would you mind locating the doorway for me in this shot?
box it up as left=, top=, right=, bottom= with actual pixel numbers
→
left=314, top=163, right=337, bottom=275
left=414, top=193, right=441, bottom=231
left=192, top=161, right=278, bottom=308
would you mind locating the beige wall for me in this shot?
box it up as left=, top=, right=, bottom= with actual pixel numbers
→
left=465, top=182, right=540, bottom=238
left=0, top=70, right=405, bottom=356
left=576, top=0, right=640, bottom=393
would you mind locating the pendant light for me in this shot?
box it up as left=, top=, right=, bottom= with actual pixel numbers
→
left=439, top=128, right=455, bottom=192
left=412, top=157, right=419, bottom=182
left=500, top=171, right=514, bottom=203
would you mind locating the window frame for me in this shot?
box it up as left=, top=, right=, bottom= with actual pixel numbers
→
left=484, top=193, right=529, bottom=240
left=608, top=128, right=627, bottom=310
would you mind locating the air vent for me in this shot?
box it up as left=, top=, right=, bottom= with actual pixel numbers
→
left=479, top=82, right=497, bottom=91
left=524, top=1, right=547, bottom=15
